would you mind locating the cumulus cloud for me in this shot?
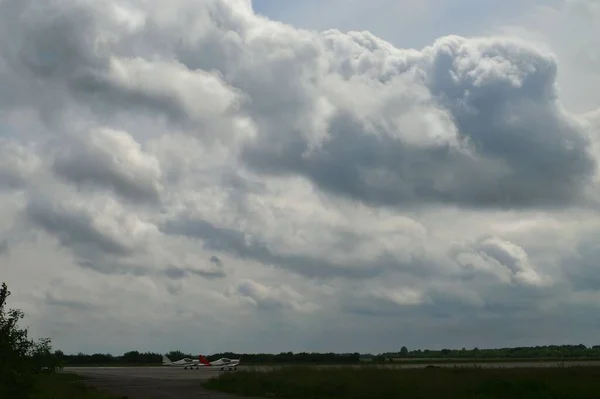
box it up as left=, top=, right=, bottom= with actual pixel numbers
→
left=51, top=127, right=163, bottom=202
left=161, top=213, right=432, bottom=280
left=242, top=32, right=596, bottom=209
left=502, top=0, right=600, bottom=114
left=0, top=138, right=41, bottom=190
left=0, top=0, right=599, bottom=353
left=344, top=287, right=429, bottom=316
left=227, top=279, right=318, bottom=313
left=454, top=236, right=552, bottom=287
left=163, top=255, right=226, bottom=281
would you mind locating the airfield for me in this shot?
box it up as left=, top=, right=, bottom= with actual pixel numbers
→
left=64, top=366, right=244, bottom=398
left=64, top=361, right=600, bottom=399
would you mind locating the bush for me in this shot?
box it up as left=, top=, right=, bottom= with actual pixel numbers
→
left=0, top=282, right=61, bottom=398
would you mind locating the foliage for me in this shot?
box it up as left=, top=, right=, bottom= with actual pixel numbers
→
left=399, top=346, right=409, bottom=357
left=0, top=282, right=61, bottom=399
left=372, top=344, right=600, bottom=361
left=202, top=365, right=600, bottom=399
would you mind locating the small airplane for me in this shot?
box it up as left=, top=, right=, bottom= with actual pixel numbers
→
left=161, top=355, right=199, bottom=369
left=162, top=354, right=241, bottom=371
left=198, top=355, right=242, bottom=371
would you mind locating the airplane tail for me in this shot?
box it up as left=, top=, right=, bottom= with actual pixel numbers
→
left=162, top=355, right=172, bottom=365
left=198, top=355, right=211, bottom=366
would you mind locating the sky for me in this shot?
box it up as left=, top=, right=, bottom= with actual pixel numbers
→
left=0, top=0, right=599, bottom=356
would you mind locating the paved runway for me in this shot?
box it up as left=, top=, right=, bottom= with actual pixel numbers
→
left=64, top=366, right=252, bottom=399
left=65, top=366, right=227, bottom=381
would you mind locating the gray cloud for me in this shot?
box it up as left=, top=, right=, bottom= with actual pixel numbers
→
left=210, top=255, right=223, bottom=267
left=242, top=34, right=596, bottom=209
left=190, top=267, right=226, bottom=279
left=0, top=239, right=8, bottom=255
left=160, top=217, right=433, bottom=280
left=0, top=139, right=40, bottom=190
left=228, top=279, right=318, bottom=312
left=0, top=0, right=599, bottom=354
left=50, top=128, right=163, bottom=203
left=2, top=0, right=595, bottom=212
left=76, top=259, right=148, bottom=277
left=163, top=256, right=226, bottom=281
left=452, top=235, right=552, bottom=287
left=23, top=191, right=226, bottom=281
left=45, top=292, right=98, bottom=311
left=341, top=262, right=558, bottom=319
left=26, top=197, right=133, bottom=257
left=562, top=234, right=600, bottom=292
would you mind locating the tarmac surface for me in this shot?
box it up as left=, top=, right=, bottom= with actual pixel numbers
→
left=64, top=361, right=600, bottom=398
left=64, top=366, right=253, bottom=399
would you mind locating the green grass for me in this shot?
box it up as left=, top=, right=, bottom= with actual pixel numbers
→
left=202, top=365, right=600, bottom=399
left=380, top=357, right=600, bottom=364
left=31, top=372, right=125, bottom=399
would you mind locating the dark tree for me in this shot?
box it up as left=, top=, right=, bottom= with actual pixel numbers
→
left=1, top=282, right=61, bottom=398
left=400, top=346, right=409, bottom=357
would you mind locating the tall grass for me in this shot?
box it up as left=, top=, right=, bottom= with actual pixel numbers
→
left=202, top=365, right=600, bottom=399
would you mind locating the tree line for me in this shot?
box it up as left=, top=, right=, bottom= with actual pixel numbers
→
left=56, top=350, right=363, bottom=365
left=1, top=282, right=62, bottom=398
left=55, top=344, right=600, bottom=366
left=373, top=345, right=600, bottom=361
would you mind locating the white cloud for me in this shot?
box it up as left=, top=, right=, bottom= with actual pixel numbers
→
left=0, top=0, right=599, bottom=354
left=457, top=236, right=552, bottom=287
left=496, top=0, right=600, bottom=113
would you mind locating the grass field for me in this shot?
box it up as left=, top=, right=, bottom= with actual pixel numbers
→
left=31, top=372, right=124, bottom=399
left=202, top=365, right=600, bottom=399
left=371, top=357, right=600, bottom=364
